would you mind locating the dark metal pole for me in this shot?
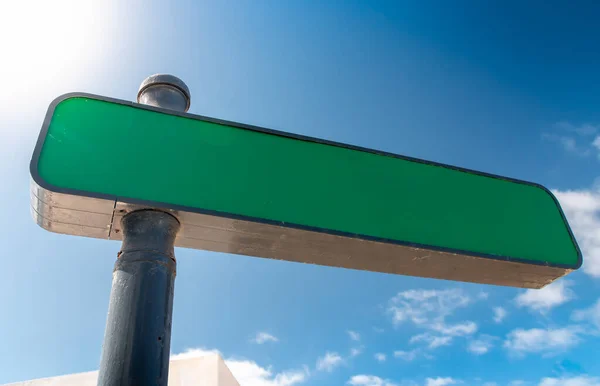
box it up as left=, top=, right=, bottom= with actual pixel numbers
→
left=97, top=75, right=191, bottom=386
left=97, top=210, right=179, bottom=385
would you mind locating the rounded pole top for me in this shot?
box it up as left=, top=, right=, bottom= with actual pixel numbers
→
left=137, top=74, right=191, bottom=112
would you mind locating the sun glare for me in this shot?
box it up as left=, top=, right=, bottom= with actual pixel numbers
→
left=1, top=0, right=116, bottom=109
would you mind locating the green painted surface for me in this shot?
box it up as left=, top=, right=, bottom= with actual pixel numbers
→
left=35, top=96, right=580, bottom=267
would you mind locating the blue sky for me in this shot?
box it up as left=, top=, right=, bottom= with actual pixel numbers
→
left=1, top=1, right=600, bottom=385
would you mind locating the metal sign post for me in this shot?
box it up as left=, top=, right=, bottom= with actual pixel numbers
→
left=96, top=75, right=191, bottom=386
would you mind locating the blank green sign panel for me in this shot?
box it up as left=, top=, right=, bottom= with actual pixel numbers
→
left=31, top=94, right=581, bottom=288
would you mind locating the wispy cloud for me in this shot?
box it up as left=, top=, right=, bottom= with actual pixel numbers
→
left=316, top=352, right=343, bottom=372
left=593, top=136, right=600, bottom=153
left=493, top=307, right=507, bottom=323
left=410, top=333, right=453, bottom=349
left=348, top=374, right=398, bottom=386
left=508, top=380, right=527, bottom=386
left=538, top=375, right=600, bottom=386
left=251, top=332, right=279, bottom=344
left=554, top=122, right=599, bottom=136
left=172, top=348, right=308, bottom=386
left=350, top=347, right=363, bottom=357
left=430, top=321, right=477, bottom=336
left=425, top=377, right=457, bottom=386
left=515, top=280, right=574, bottom=313
left=388, top=289, right=471, bottom=326
left=503, top=327, right=581, bottom=356
left=542, top=133, right=590, bottom=156
left=388, top=289, right=477, bottom=351
left=468, top=335, right=496, bottom=355
left=348, top=330, right=361, bottom=341
left=393, top=349, right=420, bottom=361
left=572, top=299, right=600, bottom=330
left=374, top=353, right=386, bottom=362
left=542, top=122, right=600, bottom=158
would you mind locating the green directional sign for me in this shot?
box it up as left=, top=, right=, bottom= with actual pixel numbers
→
left=30, top=93, right=581, bottom=288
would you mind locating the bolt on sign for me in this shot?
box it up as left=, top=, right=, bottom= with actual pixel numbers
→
left=30, top=93, right=582, bottom=288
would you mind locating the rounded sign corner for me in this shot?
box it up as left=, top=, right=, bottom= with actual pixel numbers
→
left=571, top=248, right=584, bottom=271
left=529, top=182, right=583, bottom=270
left=49, top=92, right=94, bottom=109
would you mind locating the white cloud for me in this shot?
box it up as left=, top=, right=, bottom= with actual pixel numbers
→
left=348, top=375, right=397, bottom=386
left=503, top=327, right=580, bottom=356
left=348, top=330, right=361, bottom=341
left=554, top=122, right=599, bottom=136
left=251, top=332, right=279, bottom=344
left=542, top=133, right=589, bottom=156
left=350, top=347, right=363, bottom=357
left=493, top=307, right=507, bottom=323
left=572, top=299, right=600, bottom=329
left=468, top=335, right=495, bottom=355
left=426, top=377, right=457, bottom=386
left=539, top=376, right=600, bottom=386
left=373, top=327, right=385, bottom=333
left=389, top=289, right=471, bottom=326
left=410, top=334, right=453, bottom=349
left=431, top=321, right=477, bottom=336
left=374, top=353, right=386, bottom=362
left=316, top=352, right=343, bottom=372
left=509, top=381, right=527, bottom=386
left=172, top=348, right=308, bottom=386
left=388, top=289, right=477, bottom=350
left=172, top=348, right=221, bottom=360
left=272, top=372, right=309, bottom=386
left=393, top=349, right=419, bottom=361
left=515, top=280, right=574, bottom=313
left=542, top=122, right=600, bottom=157
left=553, top=188, right=600, bottom=276
left=428, top=337, right=453, bottom=349
left=593, top=136, right=600, bottom=152
left=483, top=383, right=498, bottom=386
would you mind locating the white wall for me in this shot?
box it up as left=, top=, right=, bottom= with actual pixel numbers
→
left=5, top=371, right=98, bottom=386
left=4, top=355, right=239, bottom=386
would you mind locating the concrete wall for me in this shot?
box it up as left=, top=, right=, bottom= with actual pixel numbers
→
left=5, top=371, right=98, bottom=386
left=4, top=355, right=239, bottom=386
left=217, top=357, right=238, bottom=386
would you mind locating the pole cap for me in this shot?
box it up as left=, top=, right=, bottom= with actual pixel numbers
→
left=137, top=74, right=191, bottom=112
